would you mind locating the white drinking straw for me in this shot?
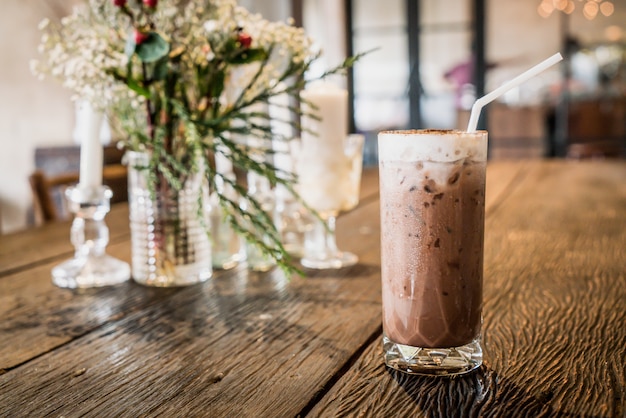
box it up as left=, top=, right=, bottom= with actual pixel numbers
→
left=467, top=52, right=563, bottom=132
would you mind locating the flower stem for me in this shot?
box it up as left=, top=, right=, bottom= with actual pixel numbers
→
left=142, top=63, right=156, bottom=145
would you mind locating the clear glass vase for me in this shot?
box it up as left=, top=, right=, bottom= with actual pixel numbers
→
left=126, top=151, right=212, bottom=287
left=242, top=172, right=276, bottom=272
left=208, top=191, right=242, bottom=270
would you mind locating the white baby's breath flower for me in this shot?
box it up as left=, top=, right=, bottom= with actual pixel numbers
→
left=34, top=0, right=334, bottom=158
left=203, top=20, right=217, bottom=33
left=38, top=18, right=50, bottom=30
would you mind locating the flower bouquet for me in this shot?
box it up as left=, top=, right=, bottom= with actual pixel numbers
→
left=33, top=0, right=360, bottom=283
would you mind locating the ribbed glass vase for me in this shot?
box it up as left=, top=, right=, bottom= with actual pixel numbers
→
left=126, top=151, right=212, bottom=287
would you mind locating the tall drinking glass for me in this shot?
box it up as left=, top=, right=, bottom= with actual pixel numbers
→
left=298, top=134, right=364, bottom=269
left=378, top=129, right=487, bottom=376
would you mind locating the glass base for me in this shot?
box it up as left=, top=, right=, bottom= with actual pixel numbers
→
left=132, top=262, right=212, bottom=287
left=212, top=252, right=240, bottom=270
left=301, top=250, right=358, bottom=270
left=383, top=334, right=482, bottom=376
left=52, top=254, right=130, bottom=289
left=246, top=243, right=275, bottom=272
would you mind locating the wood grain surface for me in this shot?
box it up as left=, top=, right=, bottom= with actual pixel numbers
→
left=0, top=170, right=380, bottom=372
left=0, top=199, right=382, bottom=417
left=0, top=161, right=623, bottom=418
left=309, top=160, right=626, bottom=417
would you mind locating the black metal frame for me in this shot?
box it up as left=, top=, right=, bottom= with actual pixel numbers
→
left=345, top=0, right=486, bottom=131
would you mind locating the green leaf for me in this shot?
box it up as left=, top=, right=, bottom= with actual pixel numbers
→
left=223, top=38, right=238, bottom=56
left=135, top=32, right=171, bottom=63
left=105, top=66, right=150, bottom=98
left=127, top=77, right=150, bottom=98
left=209, top=71, right=225, bottom=103
left=152, top=57, right=169, bottom=81
left=229, top=48, right=268, bottom=65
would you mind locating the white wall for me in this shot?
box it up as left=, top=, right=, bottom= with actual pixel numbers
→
left=0, top=0, right=78, bottom=233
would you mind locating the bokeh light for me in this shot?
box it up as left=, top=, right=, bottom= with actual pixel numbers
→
left=583, top=1, right=599, bottom=19
left=600, top=1, right=614, bottom=17
left=604, top=25, right=623, bottom=42
left=539, top=0, right=617, bottom=19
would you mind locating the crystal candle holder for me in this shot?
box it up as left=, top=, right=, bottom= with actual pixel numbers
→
left=52, top=185, right=130, bottom=288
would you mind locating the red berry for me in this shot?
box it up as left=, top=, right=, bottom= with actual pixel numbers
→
left=134, top=29, right=149, bottom=45
left=113, top=0, right=127, bottom=6
left=237, top=32, right=252, bottom=48
left=143, top=0, right=158, bottom=7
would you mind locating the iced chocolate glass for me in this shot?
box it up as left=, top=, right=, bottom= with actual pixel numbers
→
left=378, top=129, right=487, bottom=376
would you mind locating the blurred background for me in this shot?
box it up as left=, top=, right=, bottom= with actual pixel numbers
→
left=1, top=0, right=624, bottom=233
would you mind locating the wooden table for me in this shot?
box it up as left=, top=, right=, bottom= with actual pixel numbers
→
left=1, top=160, right=624, bottom=417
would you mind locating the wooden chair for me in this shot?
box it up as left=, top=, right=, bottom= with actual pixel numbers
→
left=29, top=165, right=128, bottom=224
left=566, top=140, right=623, bottom=160
left=566, top=97, right=625, bottom=159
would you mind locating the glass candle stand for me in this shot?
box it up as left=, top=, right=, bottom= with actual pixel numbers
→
left=52, top=186, right=130, bottom=288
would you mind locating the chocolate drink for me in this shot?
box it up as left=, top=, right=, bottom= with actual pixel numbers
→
left=379, top=130, right=486, bottom=349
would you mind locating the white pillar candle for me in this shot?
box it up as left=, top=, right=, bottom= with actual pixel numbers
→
left=298, top=82, right=351, bottom=213
left=300, top=82, right=348, bottom=155
left=78, top=102, right=104, bottom=189
left=73, top=99, right=111, bottom=146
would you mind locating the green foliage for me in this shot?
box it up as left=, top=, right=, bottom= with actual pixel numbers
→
left=34, top=0, right=363, bottom=276
left=135, top=32, right=171, bottom=63
left=229, top=48, right=268, bottom=65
